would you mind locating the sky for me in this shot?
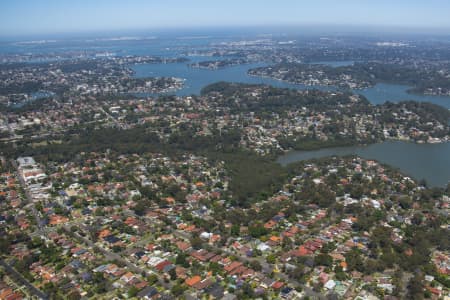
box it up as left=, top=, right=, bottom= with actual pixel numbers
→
left=1, top=0, right=450, bottom=37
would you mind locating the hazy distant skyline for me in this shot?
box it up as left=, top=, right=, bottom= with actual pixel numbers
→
left=1, top=0, right=450, bottom=37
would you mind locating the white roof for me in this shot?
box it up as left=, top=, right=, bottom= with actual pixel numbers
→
left=257, top=243, right=271, bottom=251
left=324, top=280, right=336, bottom=290
left=17, top=156, right=36, bottom=167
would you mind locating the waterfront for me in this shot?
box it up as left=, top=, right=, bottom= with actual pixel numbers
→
left=132, top=61, right=332, bottom=96
left=359, top=83, right=450, bottom=108
left=132, top=62, right=450, bottom=108
left=277, top=141, right=450, bottom=187
left=132, top=58, right=450, bottom=187
left=4, top=36, right=450, bottom=186
left=4, top=35, right=450, bottom=108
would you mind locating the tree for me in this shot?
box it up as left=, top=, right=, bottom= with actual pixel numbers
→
left=371, top=226, right=392, bottom=249
left=282, top=237, right=293, bottom=250
left=250, top=260, right=262, bottom=271
left=248, top=225, right=268, bottom=238
left=335, top=270, right=347, bottom=281
left=412, top=212, right=424, bottom=226
left=147, top=274, right=158, bottom=285
left=289, top=266, right=305, bottom=281
left=128, top=286, right=139, bottom=298
left=0, top=237, right=11, bottom=253
left=176, top=253, right=189, bottom=267
left=398, top=196, right=412, bottom=209
left=93, top=272, right=105, bottom=284
left=314, top=254, right=333, bottom=267
left=171, top=284, right=185, bottom=296
left=168, top=267, right=177, bottom=280
left=209, top=262, right=221, bottom=275
left=112, top=245, right=122, bottom=253
left=133, top=199, right=151, bottom=216
left=231, top=224, right=240, bottom=236
left=266, top=254, right=276, bottom=264
left=241, top=282, right=255, bottom=298
left=321, top=242, right=336, bottom=254
left=181, top=209, right=193, bottom=221
left=190, top=236, right=203, bottom=250
left=345, top=248, right=364, bottom=272
left=407, top=272, right=424, bottom=300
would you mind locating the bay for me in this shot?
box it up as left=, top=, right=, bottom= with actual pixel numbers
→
left=4, top=36, right=450, bottom=186
left=359, top=83, right=450, bottom=108
left=132, top=62, right=450, bottom=108
left=277, top=141, right=450, bottom=187
left=132, top=60, right=333, bottom=96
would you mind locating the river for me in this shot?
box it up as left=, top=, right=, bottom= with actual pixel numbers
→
left=132, top=61, right=450, bottom=186
left=132, top=60, right=333, bottom=96
left=132, top=61, right=450, bottom=108
left=277, top=141, right=450, bottom=187
left=6, top=37, right=450, bottom=185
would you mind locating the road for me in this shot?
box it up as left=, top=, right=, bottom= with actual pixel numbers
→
left=0, top=259, right=48, bottom=300
left=11, top=159, right=47, bottom=237
left=99, top=107, right=127, bottom=130
left=13, top=157, right=172, bottom=293
left=10, top=157, right=323, bottom=298
left=173, top=230, right=326, bottom=299
left=60, top=226, right=172, bottom=290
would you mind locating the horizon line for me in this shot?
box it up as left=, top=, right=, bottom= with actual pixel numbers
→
left=1, top=23, right=450, bottom=40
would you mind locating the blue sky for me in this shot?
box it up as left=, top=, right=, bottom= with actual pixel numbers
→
left=1, top=0, right=450, bottom=36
